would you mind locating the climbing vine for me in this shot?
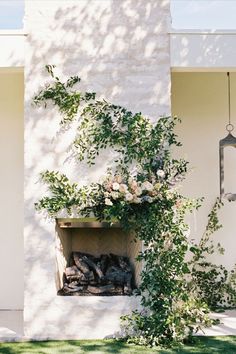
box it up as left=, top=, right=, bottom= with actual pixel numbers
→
left=34, top=66, right=235, bottom=347
left=189, top=198, right=236, bottom=310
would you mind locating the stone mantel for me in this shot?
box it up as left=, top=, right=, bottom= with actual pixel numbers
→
left=56, top=218, right=120, bottom=229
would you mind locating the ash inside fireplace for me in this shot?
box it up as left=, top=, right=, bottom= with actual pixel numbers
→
left=58, top=251, right=134, bottom=296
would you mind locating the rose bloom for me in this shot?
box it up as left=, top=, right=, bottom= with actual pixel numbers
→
left=135, top=187, right=142, bottom=196
left=115, top=175, right=123, bottom=183
left=111, top=191, right=119, bottom=200
left=141, top=181, right=154, bottom=192
left=130, top=181, right=138, bottom=191
left=104, top=182, right=112, bottom=191
left=156, top=169, right=165, bottom=178
left=128, top=177, right=133, bottom=185
left=112, top=182, right=120, bottom=191
left=175, top=199, right=182, bottom=209
left=132, top=196, right=142, bottom=204
left=119, top=183, right=128, bottom=193
left=125, top=192, right=133, bottom=202
left=105, top=198, right=113, bottom=206
left=148, top=190, right=157, bottom=197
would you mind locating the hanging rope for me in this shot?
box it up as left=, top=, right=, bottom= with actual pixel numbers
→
left=226, top=72, right=234, bottom=132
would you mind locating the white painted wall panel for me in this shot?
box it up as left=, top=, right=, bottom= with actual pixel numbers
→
left=172, top=72, right=236, bottom=270
left=0, top=32, right=25, bottom=69
left=0, top=72, right=24, bottom=309
left=171, top=32, right=236, bottom=71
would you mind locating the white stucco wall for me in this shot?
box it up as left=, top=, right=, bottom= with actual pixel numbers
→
left=0, top=72, right=24, bottom=309
left=172, top=72, right=236, bottom=270
left=24, top=0, right=171, bottom=339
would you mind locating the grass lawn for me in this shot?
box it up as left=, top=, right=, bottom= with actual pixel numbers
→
left=0, top=337, right=235, bottom=354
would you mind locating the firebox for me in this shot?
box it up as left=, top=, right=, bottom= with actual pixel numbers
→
left=55, top=218, right=142, bottom=296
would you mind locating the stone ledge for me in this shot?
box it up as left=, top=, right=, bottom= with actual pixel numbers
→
left=24, top=296, right=141, bottom=340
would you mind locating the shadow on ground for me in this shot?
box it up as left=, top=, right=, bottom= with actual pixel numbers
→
left=0, top=337, right=236, bottom=354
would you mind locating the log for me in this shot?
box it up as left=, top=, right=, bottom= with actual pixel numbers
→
left=65, top=265, right=81, bottom=277
left=123, top=272, right=132, bottom=295
left=63, top=284, right=84, bottom=293
left=118, top=256, right=132, bottom=273
left=99, top=254, right=109, bottom=274
left=66, top=275, right=87, bottom=283
left=82, top=255, right=104, bottom=279
left=65, top=267, right=94, bottom=283
left=87, top=284, right=115, bottom=294
left=62, top=251, right=134, bottom=296
left=105, top=265, right=132, bottom=294
left=105, top=267, right=128, bottom=284
left=108, top=253, right=119, bottom=267
left=72, top=252, right=90, bottom=275
left=110, top=285, right=124, bottom=295
left=67, top=283, right=84, bottom=292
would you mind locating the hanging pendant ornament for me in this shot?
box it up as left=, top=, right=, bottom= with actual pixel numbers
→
left=219, top=72, right=236, bottom=201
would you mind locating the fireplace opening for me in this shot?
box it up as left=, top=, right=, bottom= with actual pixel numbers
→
left=55, top=219, right=141, bottom=296
left=59, top=251, right=134, bottom=296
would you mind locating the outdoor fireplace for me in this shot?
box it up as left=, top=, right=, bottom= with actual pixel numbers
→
left=55, top=219, right=141, bottom=296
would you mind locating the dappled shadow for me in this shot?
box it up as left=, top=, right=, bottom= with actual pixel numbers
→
left=0, top=337, right=236, bottom=353
left=23, top=0, right=170, bottom=340
left=170, top=31, right=236, bottom=69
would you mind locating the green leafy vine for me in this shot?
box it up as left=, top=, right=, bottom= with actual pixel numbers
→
left=34, top=66, right=235, bottom=347
left=189, top=198, right=236, bottom=309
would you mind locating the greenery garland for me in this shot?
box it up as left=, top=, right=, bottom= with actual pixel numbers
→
left=34, top=66, right=235, bottom=347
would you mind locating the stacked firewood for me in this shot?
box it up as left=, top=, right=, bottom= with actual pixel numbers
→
left=58, top=251, right=133, bottom=296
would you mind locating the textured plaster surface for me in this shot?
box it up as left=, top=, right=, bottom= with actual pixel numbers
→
left=24, top=0, right=171, bottom=339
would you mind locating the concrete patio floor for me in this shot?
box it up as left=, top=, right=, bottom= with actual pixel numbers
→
left=198, top=310, right=236, bottom=336
left=0, top=310, right=24, bottom=342
left=0, top=309, right=236, bottom=342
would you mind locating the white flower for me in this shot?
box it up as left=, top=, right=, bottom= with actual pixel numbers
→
left=125, top=192, right=133, bottom=202
left=104, top=182, right=112, bottom=191
left=119, top=183, right=128, bottom=193
left=128, top=177, right=134, bottom=185
left=154, top=182, right=162, bottom=191
left=156, top=169, right=165, bottom=178
left=112, top=182, right=120, bottom=191
left=163, top=239, right=173, bottom=251
left=141, top=181, right=154, bottom=192
left=132, top=196, right=142, bottom=204
left=135, top=187, right=142, bottom=196
left=105, top=198, right=113, bottom=206
left=111, top=191, right=119, bottom=200
left=166, top=190, right=174, bottom=200
left=130, top=181, right=138, bottom=191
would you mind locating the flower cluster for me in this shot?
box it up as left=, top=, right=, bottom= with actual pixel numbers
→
left=102, top=170, right=165, bottom=207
